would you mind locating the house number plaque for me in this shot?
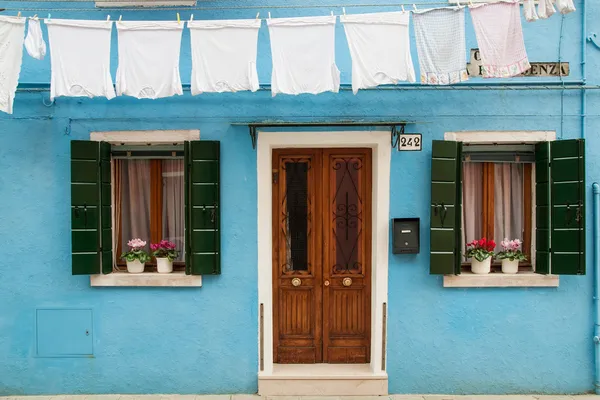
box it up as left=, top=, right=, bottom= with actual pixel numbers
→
left=398, top=134, right=422, bottom=151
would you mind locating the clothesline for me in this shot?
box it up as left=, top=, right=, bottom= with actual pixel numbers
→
left=2, top=0, right=530, bottom=13
left=0, top=0, right=574, bottom=114
left=15, top=83, right=600, bottom=92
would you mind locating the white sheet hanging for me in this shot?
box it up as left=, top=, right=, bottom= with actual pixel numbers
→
left=46, top=19, right=115, bottom=100
left=470, top=1, right=530, bottom=78
left=25, top=18, right=46, bottom=60
left=341, top=11, right=415, bottom=93
left=0, top=16, right=25, bottom=114
left=267, top=15, right=340, bottom=96
left=413, top=7, right=467, bottom=85
left=116, top=21, right=183, bottom=99
left=188, top=19, right=261, bottom=94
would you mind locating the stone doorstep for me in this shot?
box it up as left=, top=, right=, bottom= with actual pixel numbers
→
left=2, top=395, right=600, bottom=400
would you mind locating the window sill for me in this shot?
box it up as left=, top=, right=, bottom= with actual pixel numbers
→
left=443, top=272, right=559, bottom=288
left=90, top=271, right=202, bottom=287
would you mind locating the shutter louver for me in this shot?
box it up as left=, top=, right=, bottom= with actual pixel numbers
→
left=185, top=141, right=221, bottom=275
left=430, top=140, right=462, bottom=275
left=71, top=140, right=112, bottom=275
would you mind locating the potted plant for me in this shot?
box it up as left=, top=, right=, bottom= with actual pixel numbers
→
left=151, top=240, right=179, bottom=274
left=120, top=238, right=151, bottom=273
left=465, top=238, right=496, bottom=274
left=497, top=238, right=527, bottom=274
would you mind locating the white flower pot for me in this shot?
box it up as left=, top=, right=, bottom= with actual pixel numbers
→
left=126, top=259, right=145, bottom=273
left=471, top=257, right=492, bottom=274
left=156, top=257, right=173, bottom=274
left=501, top=259, right=519, bottom=274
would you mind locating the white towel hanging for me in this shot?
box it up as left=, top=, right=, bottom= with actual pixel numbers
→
left=537, top=0, right=556, bottom=19
left=556, top=0, right=576, bottom=14
left=24, top=17, right=47, bottom=60
left=523, top=0, right=539, bottom=22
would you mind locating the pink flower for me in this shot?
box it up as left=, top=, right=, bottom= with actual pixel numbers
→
left=151, top=240, right=177, bottom=251
left=127, top=238, right=146, bottom=249
left=500, top=238, right=522, bottom=252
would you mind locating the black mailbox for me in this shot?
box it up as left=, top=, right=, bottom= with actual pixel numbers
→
left=392, top=218, right=420, bottom=254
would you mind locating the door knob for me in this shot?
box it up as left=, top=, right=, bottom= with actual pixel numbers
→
left=342, top=277, right=352, bottom=287
left=292, top=278, right=301, bottom=287
left=324, top=280, right=330, bottom=286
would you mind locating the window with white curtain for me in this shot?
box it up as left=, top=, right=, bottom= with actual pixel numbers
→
left=113, top=157, right=185, bottom=272
left=461, top=145, right=535, bottom=271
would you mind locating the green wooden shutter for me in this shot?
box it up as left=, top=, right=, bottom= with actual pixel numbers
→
left=100, top=142, right=113, bottom=274
left=550, top=139, right=585, bottom=275
left=71, top=141, right=112, bottom=275
left=430, top=140, right=462, bottom=275
left=535, top=142, right=551, bottom=274
left=185, top=141, right=221, bottom=275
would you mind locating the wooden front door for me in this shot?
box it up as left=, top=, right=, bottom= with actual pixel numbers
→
left=272, top=148, right=372, bottom=364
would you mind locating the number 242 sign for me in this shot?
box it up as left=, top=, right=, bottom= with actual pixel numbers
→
left=398, top=134, right=422, bottom=151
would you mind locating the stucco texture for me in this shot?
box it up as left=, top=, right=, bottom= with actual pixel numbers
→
left=0, top=0, right=599, bottom=395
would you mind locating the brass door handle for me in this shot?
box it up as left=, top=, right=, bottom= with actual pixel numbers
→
left=292, top=278, right=301, bottom=287
left=324, top=280, right=330, bottom=286
left=342, top=277, right=352, bottom=287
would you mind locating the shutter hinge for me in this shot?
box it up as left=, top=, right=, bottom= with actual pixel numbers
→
left=272, top=171, right=279, bottom=184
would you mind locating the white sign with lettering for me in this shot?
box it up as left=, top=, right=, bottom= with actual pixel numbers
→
left=398, top=134, right=422, bottom=151
left=466, top=49, right=569, bottom=77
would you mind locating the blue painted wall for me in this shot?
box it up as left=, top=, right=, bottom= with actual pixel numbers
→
left=0, top=0, right=598, bottom=395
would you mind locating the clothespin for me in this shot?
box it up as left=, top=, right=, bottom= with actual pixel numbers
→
left=190, top=14, right=194, bottom=22
left=401, top=5, right=405, bottom=12
left=118, top=15, right=122, bottom=22
left=413, top=4, right=417, bottom=11
left=342, top=7, right=346, bottom=15
left=255, top=12, right=259, bottom=20
left=47, top=13, right=51, bottom=21
left=177, top=13, right=181, bottom=24
left=17, top=11, right=21, bottom=17
left=268, top=12, right=271, bottom=19
left=33, top=14, right=38, bottom=20
left=106, top=15, right=111, bottom=21
left=468, top=0, right=474, bottom=6
left=331, top=10, right=334, bottom=16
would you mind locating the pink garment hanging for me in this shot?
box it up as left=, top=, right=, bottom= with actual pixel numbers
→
left=469, top=0, right=530, bottom=78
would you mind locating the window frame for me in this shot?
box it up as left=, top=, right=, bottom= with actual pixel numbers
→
left=114, top=157, right=186, bottom=272
left=442, top=131, right=559, bottom=288
left=88, top=130, right=202, bottom=287
left=459, top=157, right=534, bottom=272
